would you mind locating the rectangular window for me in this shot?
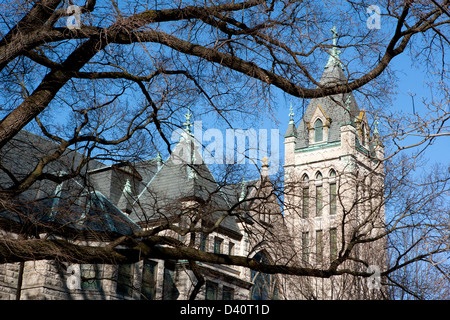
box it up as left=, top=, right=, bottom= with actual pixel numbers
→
left=141, top=260, right=157, bottom=300
left=316, top=185, right=323, bottom=217
left=162, top=267, right=179, bottom=300
left=330, top=183, right=337, bottom=215
left=330, top=228, right=337, bottom=262
left=222, top=286, right=234, bottom=300
left=302, top=187, right=309, bottom=218
left=200, top=233, right=208, bottom=251
left=214, top=237, right=223, bottom=254
left=205, top=281, right=218, bottom=300
left=81, top=264, right=102, bottom=290
left=302, top=232, right=309, bottom=265
left=117, top=264, right=134, bottom=297
left=316, top=230, right=323, bottom=264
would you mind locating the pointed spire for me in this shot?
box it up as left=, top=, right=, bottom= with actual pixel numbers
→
left=123, top=179, right=132, bottom=196
left=325, top=26, right=343, bottom=70
left=331, top=26, right=338, bottom=46
left=239, top=176, right=246, bottom=201
left=261, top=156, right=269, bottom=177
left=284, top=103, right=298, bottom=138
left=156, top=152, right=163, bottom=169
left=373, top=116, right=380, bottom=135
left=183, top=106, right=193, bottom=133
left=289, top=103, right=295, bottom=123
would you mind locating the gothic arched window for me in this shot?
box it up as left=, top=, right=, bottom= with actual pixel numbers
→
left=315, top=171, right=323, bottom=180
left=314, top=119, right=323, bottom=142
left=251, top=252, right=279, bottom=300
left=302, top=174, right=309, bottom=218
left=315, top=171, right=323, bottom=217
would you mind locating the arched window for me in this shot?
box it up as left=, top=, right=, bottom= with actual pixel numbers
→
left=315, top=171, right=323, bottom=217
left=315, top=171, right=323, bottom=180
left=329, top=169, right=336, bottom=177
left=251, top=252, right=279, bottom=300
left=314, top=119, right=323, bottom=142
left=302, top=174, right=309, bottom=218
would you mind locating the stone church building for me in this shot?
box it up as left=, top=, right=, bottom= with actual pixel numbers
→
left=0, top=41, right=386, bottom=300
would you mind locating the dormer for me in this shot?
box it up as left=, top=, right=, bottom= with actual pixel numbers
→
left=307, top=105, right=331, bottom=145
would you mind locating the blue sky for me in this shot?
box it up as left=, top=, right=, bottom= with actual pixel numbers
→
left=182, top=52, right=449, bottom=182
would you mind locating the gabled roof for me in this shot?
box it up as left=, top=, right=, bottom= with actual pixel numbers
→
left=44, top=188, right=142, bottom=236
left=0, top=179, right=142, bottom=237
left=295, top=55, right=360, bottom=150
left=0, top=130, right=141, bottom=238
left=129, top=130, right=242, bottom=238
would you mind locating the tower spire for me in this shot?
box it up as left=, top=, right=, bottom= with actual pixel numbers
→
left=325, top=26, right=343, bottom=70
left=373, top=116, right=380, bottom=135
left=284, top=102, right=298, bottom=138
left=239, top=176, right=246, bottom=201
left=331, top=26, right=338, bottom=46
left=289, top=103, right=295, bottom=123
left=183, top=106, right=193, bottom=133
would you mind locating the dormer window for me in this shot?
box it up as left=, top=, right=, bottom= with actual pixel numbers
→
left=314, top=119, right=323, bottom=142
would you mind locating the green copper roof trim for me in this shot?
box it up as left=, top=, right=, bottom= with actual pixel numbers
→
left=295, top=141, right=341, bottom=153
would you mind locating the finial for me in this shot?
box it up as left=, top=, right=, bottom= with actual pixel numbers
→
left=331, top=26, right=338, bottom=46
left=123, top=179, right=132, bottom=195
left=261, top=157, right=269, bottom=178
left=156, top=152, right=163, bottom=169
left=325, top=26, right=343, bottom=69
left=239, top=176, right=246, bottom=201
left=183, top=106, right=193, bottom=133
left=373, top=116, right=380, bottom=135
left=289, top=103, right=295, bottom=122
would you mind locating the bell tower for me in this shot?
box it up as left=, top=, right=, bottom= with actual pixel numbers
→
left=283, top=27, right=385, bottom=299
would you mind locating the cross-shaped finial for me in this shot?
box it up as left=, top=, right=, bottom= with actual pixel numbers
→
left=331, top=26, right=338, bottom=46
left=289, top=103, right=295, bottom=121
left=183, top=107, right=193, bottom=133
left=373, top=116, right=380, bottom=135
left=325, top=26, right=342, bottom=69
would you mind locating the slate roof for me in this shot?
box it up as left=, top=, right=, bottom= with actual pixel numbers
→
left=284, top=119, right=298, bottom=139
left=0, top=130, right=141, bottom=237
left=294, top=55, right=361, bottom=150
left=1, top=124, right=283, bottom=240
left=129, top=131, right=243, bottom=238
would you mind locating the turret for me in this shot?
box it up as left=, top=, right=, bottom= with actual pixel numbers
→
left=284, top=103, right=297, bottom=166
